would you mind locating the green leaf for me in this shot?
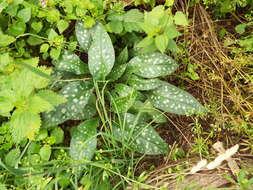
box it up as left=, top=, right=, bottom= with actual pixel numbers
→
left=70, top=119, right=99, bottom=163
left=136, top=37, right=154, bottom=48
left=42, top=81, right=94, bottom=127
left=0, top=32, right=15, bottom=47
left=128, top=75, right=162, bottom=91
left=128, top=52, right=178, bottom=78
left=148, top=82, right=206, bottom=115
left=164, top=24, right=181, bottom=39
left=75, top=21, right=92, bottom=51
left=17, top=7, right=31, bottom=23
left=50, top=48, right=61, bottom=60
left=54, top=50, right=88, bottom=75
left=37, top=89, right=67, bottom=107
left=50, top=127, right=64, bottom=144
left=7, top=21, right=26, bottom=36
left=155, top=34, right=169, bottom=53
left=5, top=148, right=20, bottom=167
left=40, top=43, right=49, bottom=53
left=174, top=11, right=188, bottom=26
left=0, top=89, right=16, bottom=116
left=113, top=113, right=168, bottom=154
left=57, top=20, right=69, bottom=34
left=11, top=110, right=41, bottom=143
left=27, top=36, right=44, bottom=46
left=110, top=84, right=137, bottom=113
left=116, top=47, right=128, bottom=65
left=88, top=24, right=115, bottom=80
left=27, top=95, right=54, bottom=114
left=108, top=21, right=123, bottom=34
left=31, top=21, right=43, bottom=33
left=39, top=145, right=51, bottom=161
left=107, top=64, right=127, bottom=81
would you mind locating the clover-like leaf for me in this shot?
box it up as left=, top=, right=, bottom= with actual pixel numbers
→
left=128, top=52, right=178, bottom=78
left=128, top=75, right=162, bottom=91
left=113, top=113, right=168, bottom=154
left=88, top=24, right=115, bottom=80
left=75, top=21, right=92, bottom=51
left=110, top=84, right=137, bottom=113
left=42, top=81, right=94, bottom=127
left=54, top=50, right=88, bottom=75
left=148, top=82, right=206, bottom=115
left=70, top=119, right=99, bottom=165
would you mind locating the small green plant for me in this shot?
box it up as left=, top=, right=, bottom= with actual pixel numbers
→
left=225, top=169, right=253, bottom=190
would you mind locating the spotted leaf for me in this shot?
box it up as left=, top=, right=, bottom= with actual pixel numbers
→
left=113, top=113, right=168, bottom=154
left=128, top=75, right=163, bottom=91
left=70, top=119, right=99, bottom=165
left=148, top=82, right=206, bottom=115
left=75, top=21, right=92, bottom=51
left=54, top=50, right=88, bottom=75
left=110, top=84, right=137, bottom=113
left=128, top=52, right=178, bottom=78
left=107, top=64, right=127, bottom=81
left=42, top=81, right=94, bottom=127
left=88, top=24, right=115, bottom=80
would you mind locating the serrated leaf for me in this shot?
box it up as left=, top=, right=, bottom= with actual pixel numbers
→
left=128, top=75, right=162, bottom=91
left=70, top=119, right=99, bottom=164
left=11, top=110, right=41, bottom=143
left=155, top=34, right=169, bottom=53
left=88, top=24, right=115, bottom=80
left=110, top=84, right=137, bottom=113
left=75, top=21, right=92, bottom=51
left=0, top=89, right=16, bottom=116
left=54, top=50, right=88, bottom=75
left=27, top=95, right=54, bottom=114
left=148, top=82, right=206, bottom=115
left=174, top=11, right=188, bottom=26
left=113, top=113, right=167, bottom=154
left=128, top=52, right=178, bottom=78
left=42, top=81, right=94, bottom=127
left=37, top=90, right=66, bottom=107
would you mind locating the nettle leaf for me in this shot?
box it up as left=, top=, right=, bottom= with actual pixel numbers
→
left=148, top=82, right=206, bottom=115
left=75, top=21, right=92, bottom=51
left=88, top=24, right=115, bottom=80
left=70, top=119, right=99, bottom=163
left=54, top=50, right=88, bottom=75
left=110, top=84, right=137, bottom=113
left=11, top=110, right=41, bottom=143
left=42, top=81, right=94, bottom=127
left=128, top=75, right=162, bottom=91
left=37, top=89, right=67, bottom=107
left=128, top=52, right=178, bottom=78
left=113, top=113, right=168, bottom=154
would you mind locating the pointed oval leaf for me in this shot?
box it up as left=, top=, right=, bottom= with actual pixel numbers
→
left=128, top=52, right=178, bottom=78
left=148, top=82, right=206, bottom=115
left=107, top=64, right=127, bottom=81
left=54, top=50, right=88, bottom=75
left=75, top=21, right=92, bottom=51
left=113, top=113, right=167, bottom=154
left=70, top=119, right=99, bottom=162
left=42, top=81, right=94, bottom=127
left=128, top=75, right=163, bottom=91
left=88, top=24, right=115, bottom=80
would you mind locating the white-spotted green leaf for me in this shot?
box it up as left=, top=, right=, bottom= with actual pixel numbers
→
left=88, top=24, right=115, bottom=80
left=128, top=75, right=162, bottom=91
left=116, top=46, right=128, bottom=65
left=54, top=50, right=88, bottom=75
left=75, top=21, right=92, bottom=51
left=70, top=119, right=99, bottom=164
left=148, top=82, right=206, bottom=115
left=113, top=113, right=168, bottom=154
left=42, top=81, right=94, bottom=127
left=128, top=52, right=178, bottom=78
left=107, top=64, right=127, bottom=81
left=110, top=84, right=137, bottom=113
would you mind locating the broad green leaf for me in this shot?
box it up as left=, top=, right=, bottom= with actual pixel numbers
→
left=0, top=89, right=16, bottom=116
left=39, top=145, right=51, bottom=161
left=148, top=82, right=206, bottom=115
left=57, top=20, right=69, bottom=34
left=110, top=84, right=137, bottom=113
left=144, top=5, right=164, bottom=26
left=107, top=64, right=127, bottom=81
left=37, top=89, right=67, bottom=107
left=5, top=148, right=20, bottom=167
left=7, top=21, right=26, bottom=36
left=108, top=21, right=123, bottom=34
left=50, top=48, right=61, bottom=60
left=40, top=43, right=49, bottom=53
left=27, top=36, right=44, bottom=46
left=17, top=7, right=31, bottom=23
left=113, top=113, right=168, bottom=154
left=42, top=81, right=94, bottom=127
left=235, top=23, right=247, bottom=34
left=136, top=37, right=154, bottom=48
left=75, top=21, right=92, bottom=51
left=164, top=24, right=181, bottom=39
left=128, top=52, right=178, bottom=78
left=128, top=75, right=162, bottom=91
left=0, top=33, right=15, bottom=47
left=123, top=9, right=143, bottom=32
left=174, top=11, right=188, bottom=26
left=155, top=34, right=169, bottom=53
left=11, top=110, right=41, bottom=143
left=88, top=24, right=115, bottom=80
left=27, top=95, right=54, bottom=114
left=50, top=127, right=64, bottom=144
left=31, top=21, right=43, bottom=33
left=116, top=47, right=128, bottom=65
left=70, top=119, right=99, bottom=163
left=54, top=50, right=88, bottom=75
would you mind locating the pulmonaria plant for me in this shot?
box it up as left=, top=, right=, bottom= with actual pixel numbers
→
left=42, top=21, right=206, bottom=164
